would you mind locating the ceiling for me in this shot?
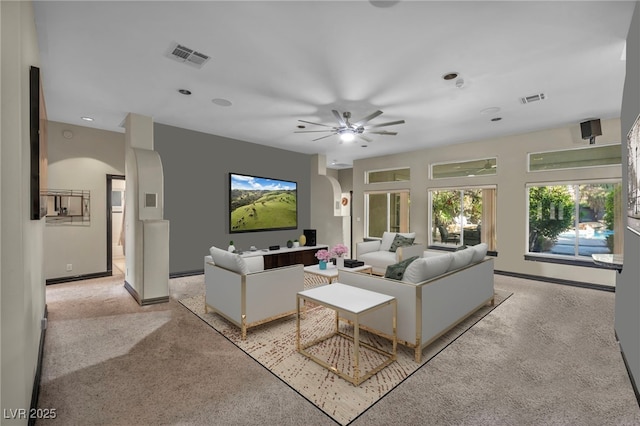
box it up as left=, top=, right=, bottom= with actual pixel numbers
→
left=33, top=1, right=633, bottom=169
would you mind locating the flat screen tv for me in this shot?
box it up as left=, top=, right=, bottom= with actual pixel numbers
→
left=229, top=173, right=297, bottom=233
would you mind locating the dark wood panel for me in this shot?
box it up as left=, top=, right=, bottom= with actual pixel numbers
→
left=263, top=246, right=327, bottom=269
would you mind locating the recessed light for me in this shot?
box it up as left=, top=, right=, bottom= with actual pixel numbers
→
left=212, top=98, right=232, bottom=107
left=491, top=117, right=502, bottom=122
left=81, top=116, right=94, bottom=122
left=178, top=89, right=192, bottom=95
left=443, top=72, right=458, bottom=81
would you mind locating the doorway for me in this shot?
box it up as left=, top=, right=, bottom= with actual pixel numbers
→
left=107, top=174, right=126, bottom=276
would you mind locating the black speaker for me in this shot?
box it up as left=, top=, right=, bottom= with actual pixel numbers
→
left=303, top=229, right=316, bottom=247
left=580, top=119, right=602, bottom=144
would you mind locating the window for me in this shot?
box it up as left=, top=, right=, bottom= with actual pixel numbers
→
left=366, top=168, right=410, bottom=183
left=365, top=191, right=410, bottom=238
left=527, top=181, right=623, bottom=258
left=431, top=158, right=497, bottom=179
left=428, top=187, right=497, bottom=250
left=528, top=144, right=621, bottom=172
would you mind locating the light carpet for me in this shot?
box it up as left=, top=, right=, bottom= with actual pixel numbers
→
left=179, top=275, right=512, bottom=425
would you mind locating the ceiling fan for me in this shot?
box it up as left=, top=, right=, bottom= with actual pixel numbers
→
left=295, top=110, right=405, bottom=143
left=471, top=159, right=497, bottom=175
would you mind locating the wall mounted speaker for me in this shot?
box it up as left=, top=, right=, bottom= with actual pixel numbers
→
left=303, top=229, right=316, bottom=246
left=580, top=119, right=602, bottom=144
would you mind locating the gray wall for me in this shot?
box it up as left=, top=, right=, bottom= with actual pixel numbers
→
left=616, top=0, right=640, bottom=395
left=154, top=123, right=312, bottom=274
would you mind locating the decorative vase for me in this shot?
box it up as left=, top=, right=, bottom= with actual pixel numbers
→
left=319, top=260, right=327, bottom=270
left=299, top=234, right=306, bottom=246
left=287, top=240, right=293, bottom=248
left=228, top=241, right=236, bottom=253
left=336, top=257, right=344, bottom=269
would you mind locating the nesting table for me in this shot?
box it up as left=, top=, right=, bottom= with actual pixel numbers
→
left=296, top=283, right=397, bottom=386
left=303, top=263, right=372, bottom=284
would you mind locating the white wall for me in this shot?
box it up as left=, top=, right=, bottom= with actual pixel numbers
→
left=353, top=118, right=622, bottom=286
left=1, top=1, right=46, bottom=422
left=44, top=121, right=125, bottom=279
left=616, top=0, right=640, bottom=395
left=310, top=155, right=347, bottom=253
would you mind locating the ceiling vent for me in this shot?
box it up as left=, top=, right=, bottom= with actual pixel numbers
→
left=520, top=93, right=546, bottom=104
left=166, top=43, right=210, bottom=69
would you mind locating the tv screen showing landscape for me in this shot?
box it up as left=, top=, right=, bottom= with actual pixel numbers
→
left=229, top=173, right=297, bottom=233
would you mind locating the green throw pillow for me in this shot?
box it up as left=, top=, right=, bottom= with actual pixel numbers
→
left=384, top=256, right=419, bottom=280
left=389, top=234, right=415, bottom=252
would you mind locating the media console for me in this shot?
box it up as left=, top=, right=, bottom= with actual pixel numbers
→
left=240, top=245, right=328, bottom=269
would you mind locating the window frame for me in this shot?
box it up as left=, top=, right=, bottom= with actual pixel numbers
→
left=525, top=178, right=623, bottom=262
left=365, top=167, right=411, bottom=184
left=364, top=189, right=411, bottom=239
left=527, top=143, right=621, bottom=173
left=427, top=184, right=497, bottom=250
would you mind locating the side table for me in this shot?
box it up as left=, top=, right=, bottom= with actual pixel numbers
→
left=296, top=283, right=397, bottom=386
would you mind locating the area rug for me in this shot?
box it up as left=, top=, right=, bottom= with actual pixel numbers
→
left=179, top=274, right=511, bottom=425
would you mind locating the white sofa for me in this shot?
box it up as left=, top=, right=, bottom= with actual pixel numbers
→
left=204, top=246, right=304, bottom=339
left=356, top=232, right=425, bottom=275
left=339, top=243, right=494, bottom=362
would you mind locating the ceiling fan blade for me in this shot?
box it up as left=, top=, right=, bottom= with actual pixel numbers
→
left=367, top=119, right=406, bottom=129
left=332, top=110, right=348, bottom=127
left=367, top=131, right=398, bottom=136
left=312, top=134, right=337, bottom=142
left=353, top=110, right=383, bottom=127
left=358, top=134, right=373, bottom=143
left=298, top=119, right=335, bottom=128
left=294, top=130, right=336, bottom=133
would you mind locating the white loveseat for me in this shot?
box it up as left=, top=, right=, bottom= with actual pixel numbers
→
left=204, top=246, right=304, bottom=339
left=339, top=243, right=494, bottom=362
left=356, top=232, right=425, bottom=275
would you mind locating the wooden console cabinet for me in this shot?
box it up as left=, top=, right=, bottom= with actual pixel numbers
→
left=242, top=245, right=328, bottom=269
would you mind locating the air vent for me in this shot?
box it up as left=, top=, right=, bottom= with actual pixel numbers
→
left=166, top=43, right=210, bottom=69
left=520, top=93, right=546, bottom=104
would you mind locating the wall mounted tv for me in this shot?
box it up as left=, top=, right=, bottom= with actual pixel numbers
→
left=229, top=173, right=297, bottom=233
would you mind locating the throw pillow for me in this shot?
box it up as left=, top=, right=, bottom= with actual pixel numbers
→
left=471, top=243, right=488, bottom=263
left=447, top=247, right=474, bottom=272
left=384, top=256, right=419, bottom=280
left=389, top=234, right=415, bottom=252
left=209, top=246, right=249, bottom=274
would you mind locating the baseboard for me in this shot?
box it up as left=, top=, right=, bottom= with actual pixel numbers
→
left=29, top=304, right=48, bottom=426
left=124, top=280, right=170, bottom=306
left=615, top=330, right=640, bottom=409
left=46, top=271, right=112, bottom=285
left=494, top=269, right=615, bottom=292
left=169, top=269, right=203, bottom=278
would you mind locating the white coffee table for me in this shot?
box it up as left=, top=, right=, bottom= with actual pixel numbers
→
left=303, top=263, right=372, bottom=284
left=296, top=283, right=397, bottom=386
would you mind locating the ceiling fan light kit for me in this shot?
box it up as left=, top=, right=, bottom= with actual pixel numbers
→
left=295, top=109, right=405, bottom=143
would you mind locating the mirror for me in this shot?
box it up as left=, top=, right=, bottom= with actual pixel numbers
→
left=46, top=189, right=90, bottom=225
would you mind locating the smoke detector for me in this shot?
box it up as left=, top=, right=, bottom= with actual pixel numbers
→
left=166, top=42, right=210, bottom=69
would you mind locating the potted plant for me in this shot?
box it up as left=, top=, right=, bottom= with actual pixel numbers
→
left=286, top=239, right=293, bottom=248
left=293, top=239, right=300, bottom=248
left=331, top=243, right=349, bottom=268
left=315, top=249, right=331, bottom=270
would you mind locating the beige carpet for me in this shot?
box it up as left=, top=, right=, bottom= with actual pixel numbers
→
left=179, top=276, right=511, bottom=425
